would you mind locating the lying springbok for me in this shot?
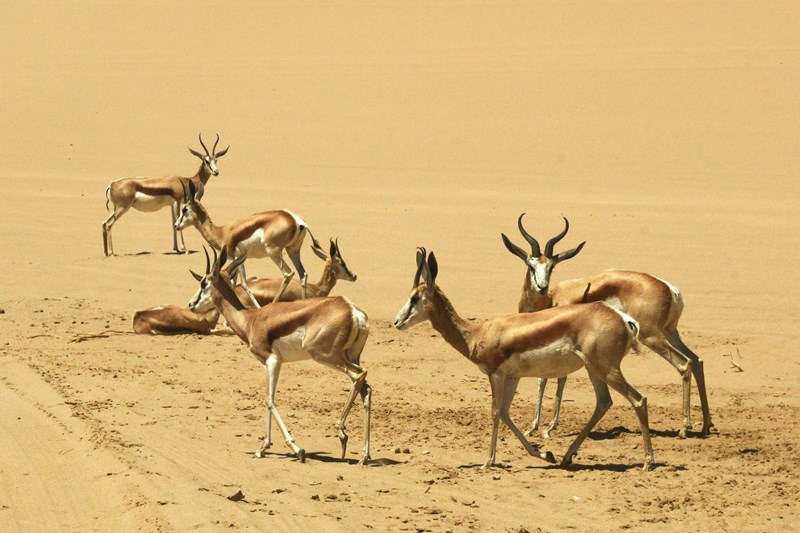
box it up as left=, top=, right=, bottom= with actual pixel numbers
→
left=132, top=305, right=221, bottom=335
left=102, top=133, right=228, bottom=256
left=501, top=214, right=713, bottom=438
left=235, top=238, right=357, bottom=305
left=394, top=248, right=653, bottom=470
left=175, top=181, right=325, bottom=307
left=189, top=247, right=372, bottom=464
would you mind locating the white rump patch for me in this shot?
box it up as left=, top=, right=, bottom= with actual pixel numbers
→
left=655, top=276, right=683, bottom=305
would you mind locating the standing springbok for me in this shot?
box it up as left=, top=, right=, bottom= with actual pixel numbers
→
left=235, top=238, right=357, bottom=305
left=101, top=133, right=228, bottom=256
left=188, top=247, right=372, bottom=464
left=501, top=214, right=713, bottom=438
left=394, top=248, right=653, bottom=470
left=132, top=305, right=221, bottom=335
left=175, top=180, right=325, bottom=307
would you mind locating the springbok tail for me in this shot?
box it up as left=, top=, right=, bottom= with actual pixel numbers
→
left=305, top=226, right=325, bottom=255
left=105, top=184, right=112, bottom=210
left=624, top=316, right=641, bottom=354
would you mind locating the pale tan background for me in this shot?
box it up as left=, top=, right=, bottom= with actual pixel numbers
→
left=1, top=1, right=799, bottom=531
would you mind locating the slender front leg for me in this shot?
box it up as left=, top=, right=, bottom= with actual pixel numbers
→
left=525, top=377, right=548, bottom=437
left=257, top=354, right=306, bottom=462
left=270, top=253, right=295, bottom=302
left=495, top=375, right=556, bottom=464
left=482, top=377, right=501, bottom=469
left=237, top=263, right=262, bottom=308
left=542, top=377, right=567, bottom=439
left=171, top=202, right=187, bottom=253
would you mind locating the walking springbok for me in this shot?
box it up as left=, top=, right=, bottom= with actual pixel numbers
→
left=394, top=248, right=653, bottom=470
left=175, top=180, right=325, bottom=307
left=132, top=305, right=221, bottom=335
left=234, top=238, right=357, bottom=305
left=188, top=247, right=372, bottom=464
left=501, top=214, right=713, bottom=438
left=102, top=133, right=228, bottom=256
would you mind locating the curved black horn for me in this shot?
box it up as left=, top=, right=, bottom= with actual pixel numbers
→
left=198, top=133, right=210, bottom=157
left=545, top=217, right=570, bottom=258
left=517, top=213, right=541, bottom=257
left=203, top=246, right=211, bottom=274
left=212, top=133, right=220, bottom=155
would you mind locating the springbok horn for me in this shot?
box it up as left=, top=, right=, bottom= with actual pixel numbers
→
left=212, top=133, right=220, bottom=155
left=199, top=133, right=210, bottom=157
left=413, top=247, right=426, bottom=288
left=203, top=246, right=211, bottom=274
left=544, top=217, right=570, bottom=258
left=517, top=213, right=541, bottom=257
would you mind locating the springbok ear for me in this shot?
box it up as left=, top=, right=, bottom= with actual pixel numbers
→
left=313, top=243, right=328, bottom=261
left=555, top=241, right=586, bottom=262
left=189, top=270, right=203, bottom=282
left=501, top=233, right=528, bottom=262
left=189, top=147, right=204, bottom=159
left=426, top=251, right=438, bottom=287
left=215, top=146, right=229, bottom=158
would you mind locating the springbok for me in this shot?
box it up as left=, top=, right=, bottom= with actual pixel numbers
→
left=189, top=247, right=372, bottom=464
left=101, top=133, right=228, bottom=256
left=501, top=214, right=713, bottom=438
left=235, top=238, right=357, bottom=305
left=394, top=248, right=653, bottom=470
left=132, top=305, right=221, bottom=335
left=175, top=180, right=325, bottom=307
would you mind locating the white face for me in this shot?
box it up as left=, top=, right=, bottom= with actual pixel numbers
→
left=175, top=203, right=197, bottom=231
left=393, top=289, right=427, bottom=330
left=188, top=277, right=214, bottom=312
left=333, top=257, right=357, bottom=282
left=204, top=156, right=220, bottom=176
left=527, top=257, right=556, bottom=295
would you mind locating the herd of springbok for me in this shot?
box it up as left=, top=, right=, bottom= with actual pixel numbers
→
left=102, top=135, right=713, bottom=471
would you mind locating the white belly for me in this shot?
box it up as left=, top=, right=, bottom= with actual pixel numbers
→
left=236, top=229, right=267, bottom=258
left=500, top=339, right=585, bottom=379
left=272, top=328, right=309, bottom=363
left=132, top=192, right=174, bottom=212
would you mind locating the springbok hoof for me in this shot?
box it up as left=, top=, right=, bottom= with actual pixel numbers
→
left=297, top=449, right=306, bottom=463
left=544, top=451, right=557, bottom=464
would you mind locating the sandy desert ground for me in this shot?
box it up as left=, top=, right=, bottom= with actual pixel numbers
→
left=2, top=2, right=799, bottom=531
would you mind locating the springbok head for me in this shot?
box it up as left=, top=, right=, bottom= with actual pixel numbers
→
left=394, top=247, right=438, bottom=330
left=312, top=238, right=358, bottom=282
left=188, top=133, right=229, bottom=176
left=188, top=246, right=246, bottom=312
left=501, top=215, right=586, bottom=295
left=175, top=181, right=205, bottom=230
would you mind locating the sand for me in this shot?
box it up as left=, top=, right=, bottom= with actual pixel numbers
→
left=1, top=1, right=799, bottom=531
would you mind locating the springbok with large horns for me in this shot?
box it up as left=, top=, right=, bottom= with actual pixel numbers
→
left=188, top=247, right=372, bottom=464
left=502, top=214, right=713, bottom=438
left=101, top=133, right=228, bottom=256
left=394, top=248, right=653, bottom=470
left=175, top=180, right=325, bottom=307
left=235, top=238, right=357, bottom=305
